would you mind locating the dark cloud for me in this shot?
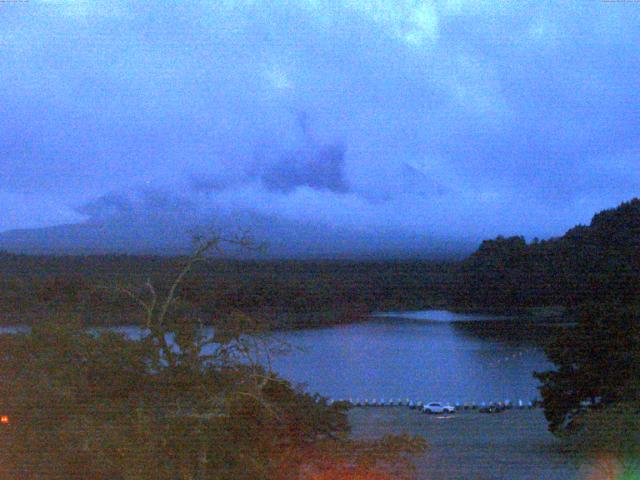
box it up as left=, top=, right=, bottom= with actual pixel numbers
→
left=76, top=193, right=135, bottom=222
left=190, top=113, right=350, bottom=195
left=247, top=112, right=350, bottom=194
left=256, top=142, right=349, bottom=194
left=76, top=190, right=198, bottom=225
left=1, top=1, right=640, bottom=254
left=189, top=175, right=236, bottom=193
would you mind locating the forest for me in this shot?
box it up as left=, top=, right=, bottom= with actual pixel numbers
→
left=454, top=198, right=640, bottom=311
left=0, top=254, right=454, bottom=328
left=1, top=199, right=638, bottom=328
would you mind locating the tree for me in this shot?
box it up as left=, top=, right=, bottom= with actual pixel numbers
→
left=0, top=233, right=426, bottom=479
left=455, top=198, right=640, bottom=310
left=534, top=303, right=640, bottom=433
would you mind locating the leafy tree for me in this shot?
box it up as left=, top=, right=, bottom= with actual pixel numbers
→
left=534, top=303, right=640, bottom=433
left=455, top=198, right=640, bottom=310
left=0, top=234, right=426, bottom=479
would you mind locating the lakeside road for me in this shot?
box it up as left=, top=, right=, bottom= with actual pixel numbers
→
left=348, top=408, right=584, bottom=480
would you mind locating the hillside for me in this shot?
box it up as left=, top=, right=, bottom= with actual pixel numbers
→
left=454, top=198, right=640, bottom=310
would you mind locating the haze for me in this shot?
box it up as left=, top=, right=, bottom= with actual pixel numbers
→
left=1, top=0, right=639, bottom=257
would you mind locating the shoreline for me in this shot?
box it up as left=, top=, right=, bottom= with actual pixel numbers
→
left=0, top=304, right=572, bottom=330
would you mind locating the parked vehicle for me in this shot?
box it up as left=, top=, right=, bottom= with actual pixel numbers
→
left=479, top=403, right=506, bottom=414
left=422, top=402, right=455, bottom=414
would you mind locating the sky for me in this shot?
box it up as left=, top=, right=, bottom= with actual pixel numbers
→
left=1, top=0, right=639, bottom=257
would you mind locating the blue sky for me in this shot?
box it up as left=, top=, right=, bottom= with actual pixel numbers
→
left=1, top=0, right=639, bottom=255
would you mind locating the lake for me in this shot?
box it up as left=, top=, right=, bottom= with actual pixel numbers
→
left=0, top=310, right=553, bottom=405
left=270, top=310, right=553, bottom=405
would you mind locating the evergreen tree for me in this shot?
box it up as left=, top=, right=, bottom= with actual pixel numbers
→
left=534, top=303, right=640, bottom=433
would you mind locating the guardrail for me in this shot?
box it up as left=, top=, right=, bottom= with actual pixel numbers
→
left=322, top=398, right=542, bottom=410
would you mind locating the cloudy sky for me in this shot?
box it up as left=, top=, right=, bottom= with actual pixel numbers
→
left=1, top=0, right=639, bottom=256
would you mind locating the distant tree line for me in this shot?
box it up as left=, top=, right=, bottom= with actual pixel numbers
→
left=0, top=255, right=453, bottom=328
left=454, top=198, right=640, bottom=311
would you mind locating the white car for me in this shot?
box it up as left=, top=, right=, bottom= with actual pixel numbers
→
left=422, top=402, right=455, bottom=414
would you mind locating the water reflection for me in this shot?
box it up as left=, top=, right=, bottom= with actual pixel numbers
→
left=271, top=312, right=552, bottom=404
left=371, top=310, right=512, bottom=322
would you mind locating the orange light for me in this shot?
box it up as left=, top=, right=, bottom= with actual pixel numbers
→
left=309, top=466, right=390, bottom=480
left=0, top=416, right=9, bottom=425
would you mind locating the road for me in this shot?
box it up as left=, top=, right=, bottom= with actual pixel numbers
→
left=348, top=407, right=609, bottom=480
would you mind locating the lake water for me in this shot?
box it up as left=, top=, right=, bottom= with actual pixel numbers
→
left=270, top=311, right=552, bottom=405
left=0, top=310, right=552, bottom=405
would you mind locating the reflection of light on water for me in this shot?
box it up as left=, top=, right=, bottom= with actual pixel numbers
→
left=485, top=347, right=538, bottom=368
left=371, top=309, right=507, bottom=322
